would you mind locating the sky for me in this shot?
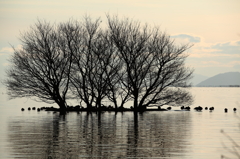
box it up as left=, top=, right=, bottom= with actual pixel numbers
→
left=0, top=0, right=240, bottom=81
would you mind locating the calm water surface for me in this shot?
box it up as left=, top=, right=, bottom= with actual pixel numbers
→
left=0, top=87, right=239, bottom=159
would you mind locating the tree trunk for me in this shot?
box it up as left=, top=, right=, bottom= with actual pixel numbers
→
left=112, top=98, right=118, bottom=109
left=87, top=103, right=92, bottom=110
left=96, top=97, right=102, bottom=109
left=133, top=97, right=138, bottom=111
left=58, top=100, right=66, bottom=115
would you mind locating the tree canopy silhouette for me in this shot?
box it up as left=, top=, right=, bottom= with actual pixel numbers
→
left=5, top=20, right=75, bottom=113
left=5, top=16, right=193, bottom=112
left=107, top=15, right=193, bottom=110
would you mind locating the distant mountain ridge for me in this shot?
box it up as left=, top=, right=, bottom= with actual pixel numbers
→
left=196, top=72, right=240, bottom=87
left=191, top=73, right=209, bottom=86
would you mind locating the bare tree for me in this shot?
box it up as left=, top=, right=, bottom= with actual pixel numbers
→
left=102, top=30, right=131, bottom=109
left=70, top=17, right=100, bottom=109
left=5, top=20, right=75, bottom=114
left=5, top=15, right=194, bottom=112
left=107, top=15, right=193, bottom=110
left=70, top=17, right=128, bottom=109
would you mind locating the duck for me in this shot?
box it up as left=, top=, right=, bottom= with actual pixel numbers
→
left=28, top=107, right=31, bottom=111
left=224, top=108, right=228, bottom=113
left=209, top=107, right=214, bottom=111
left=185, top=106, right=190, bottom=111
left=180, top=106, right=185, bottom=110
left=233, top=108, right=237, bottom=112
left=194, top=106, right=203, bottom=111
left=167, top=107, right=172, bottom=110
left=205, top=107, right=208, bottom=110
left=21, top=108, right=24, bottom=111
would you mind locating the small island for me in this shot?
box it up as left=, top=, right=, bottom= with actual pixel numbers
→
left=37, top=105, right=168, bottom=112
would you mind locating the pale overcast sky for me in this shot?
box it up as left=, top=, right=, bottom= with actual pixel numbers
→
left=0, top=0, right=240, bottom=79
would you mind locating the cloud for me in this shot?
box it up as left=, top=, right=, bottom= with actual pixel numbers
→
left=187, top=60, right=239, bottom=68
left=2, top=62, right=11, bottom=66
left=171, top=34, right=201, bottom=43
left=189, top=53, right=240, bottom=58
left=0, top=45, right=22, bottom=56
left=211, top=41, right=240, bottom=54
left=0, top=47, right=14, bottom=54
left=185, top=39, right=240, bottom=76
left=188, top=40, right=240, bottom=59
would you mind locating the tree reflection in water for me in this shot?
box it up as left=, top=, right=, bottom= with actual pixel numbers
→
left=7, top=111, right=191, bottom=158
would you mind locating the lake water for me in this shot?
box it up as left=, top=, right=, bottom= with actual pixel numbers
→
left=0, top=87, right=239, bottom=159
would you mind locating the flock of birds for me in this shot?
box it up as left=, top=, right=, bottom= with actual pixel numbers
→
left=21, top=107, right=41, bottom=111
left=167, top=106, right=237, bottom=112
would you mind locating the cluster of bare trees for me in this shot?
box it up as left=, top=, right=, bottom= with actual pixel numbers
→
left=5, top=15, right=193, bottom=113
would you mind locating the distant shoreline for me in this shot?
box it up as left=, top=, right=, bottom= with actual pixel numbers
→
left=193, top=85, right=240, bottom=87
